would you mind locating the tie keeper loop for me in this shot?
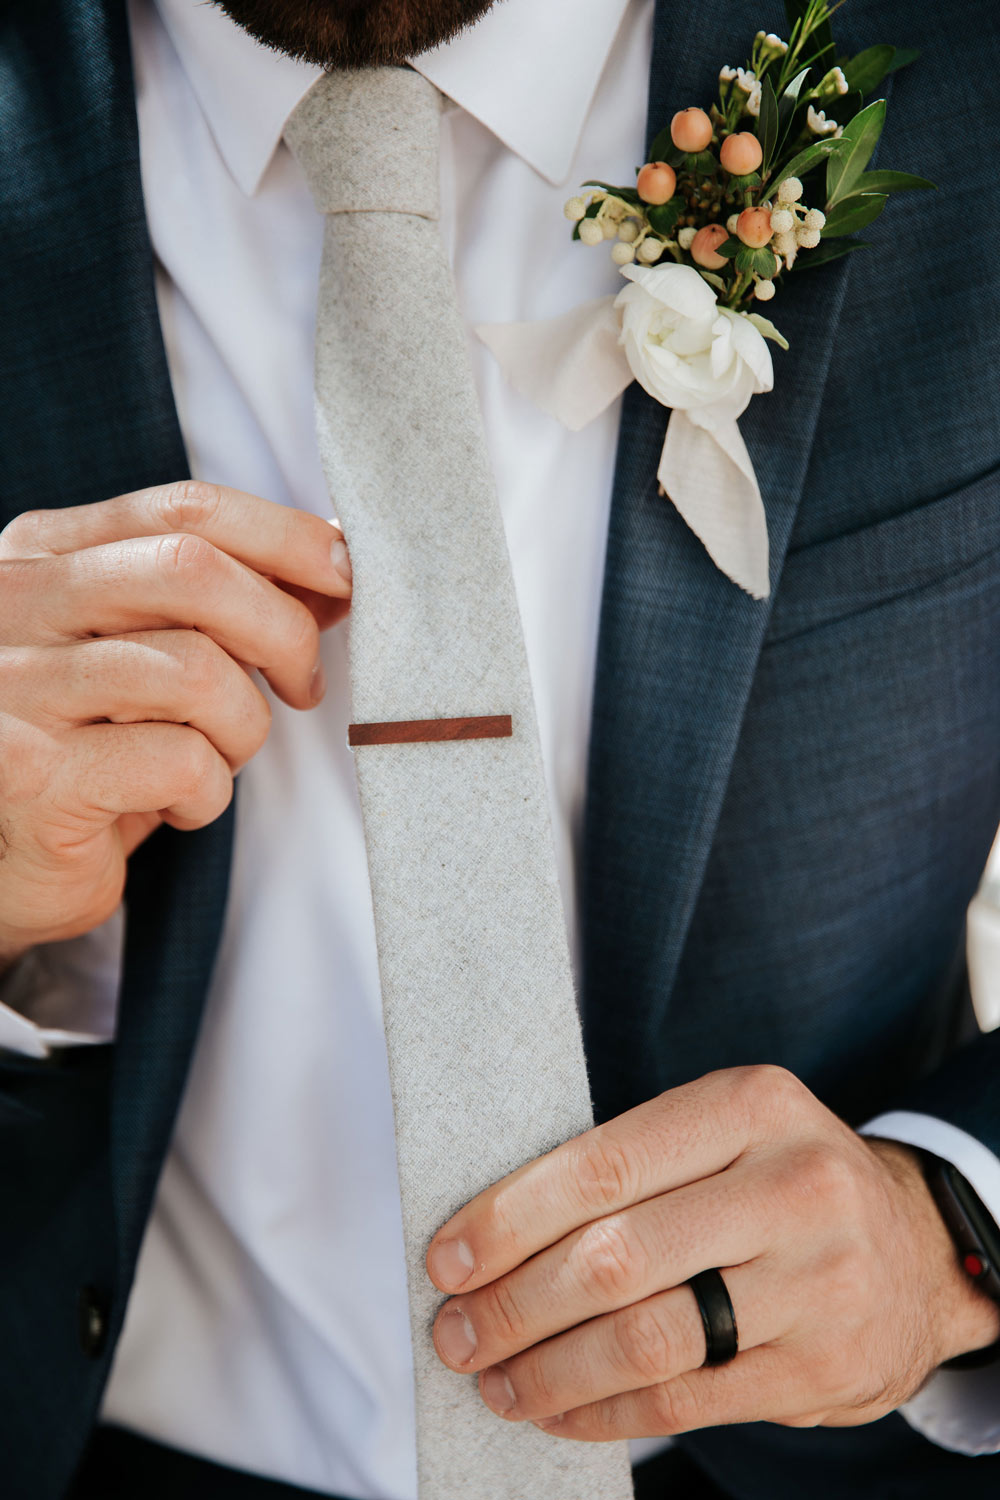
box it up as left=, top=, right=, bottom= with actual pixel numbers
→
left=348, top=715, right=513, bottom=747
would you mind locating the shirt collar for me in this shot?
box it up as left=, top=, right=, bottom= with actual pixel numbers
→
left=154, top=0, right=633, bottom=194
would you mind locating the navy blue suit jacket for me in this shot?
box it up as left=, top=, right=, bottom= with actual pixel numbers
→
left=1, top=1, right=999, bottom=1496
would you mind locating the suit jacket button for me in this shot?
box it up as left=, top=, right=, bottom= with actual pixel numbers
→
left=77, top=1286, right=110, bottom=1358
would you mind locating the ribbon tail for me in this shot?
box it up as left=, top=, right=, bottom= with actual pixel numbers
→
left=657, top=408, right=771, bottom=600
left=475, top=296, right=633, bottom=432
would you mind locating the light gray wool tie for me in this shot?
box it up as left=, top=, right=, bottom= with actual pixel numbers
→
left=286, top=69, right=634, bottom=1500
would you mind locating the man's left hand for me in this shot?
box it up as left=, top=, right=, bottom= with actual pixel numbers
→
left=426, top=1067, right=1000, bottom=1439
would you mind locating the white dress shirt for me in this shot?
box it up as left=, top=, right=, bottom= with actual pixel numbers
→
left=1, top=0, right=998, bottom=1486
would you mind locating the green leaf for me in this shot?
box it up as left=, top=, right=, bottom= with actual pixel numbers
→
left=689, top=149, right=718, bottom=176
left=758, top=77, right=779, bottom=170
left=582, top=181, right=643, bottom=207
left=735, top=246, right=757, bottom=274
left=771, top=137, right=845, bottom=191
left=747, top=312, right=789, bottom=349
left=698, top=271, right=729, bottom=293
left=851, top=169, right=936, bottom=195
left=826, top=98, right=886, bottom=205
left=841, top=44, right=895, bottom=96
left=886, top=46, right=920, bottom=73
left=778, top=66, right=812, bottom=124
left=726, top=170, right=762, bottom=191
left=646, top=198, right=682, bottom=236
left=752, top=246, right=778, bottom=278
left=646, top=131, right=684, bottom=168
left=790, top=237, right=872, bottom=269
left=716, top=235, right=742, bottom=260
left=820, top=192, right=887, bottom=236
left=784, top=0, right=835, bottom=73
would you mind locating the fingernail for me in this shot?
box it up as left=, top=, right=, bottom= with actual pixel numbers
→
left=436, top=1307, right=477, bottom=1367
left=310, top=661, right=326, bottom=703
left=330, top=537, right=353, bottom=585
left=427, top=1237, right=475, bottom=1291
left=481, top=1367, right=517, bottom=1415
left=535, top=1414, right=564, bottom=1433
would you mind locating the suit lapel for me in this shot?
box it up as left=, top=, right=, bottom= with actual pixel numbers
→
left=582, top=0, right=855, bottom=1121
left=0, top=0, right=234, bottom=1288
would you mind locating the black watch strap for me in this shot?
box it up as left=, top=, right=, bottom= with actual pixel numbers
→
left=920, top=1151, right=1000, bottom=1369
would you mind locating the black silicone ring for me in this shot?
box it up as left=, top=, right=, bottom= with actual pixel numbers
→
left=688, top=1268, right=739, bottom=1366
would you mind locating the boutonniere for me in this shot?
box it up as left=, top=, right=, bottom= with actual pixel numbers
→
left=478, top=1, right=935, bottom=599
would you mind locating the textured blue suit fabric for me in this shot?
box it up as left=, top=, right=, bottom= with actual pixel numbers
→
left=0, top=0, right=998, bottom=1496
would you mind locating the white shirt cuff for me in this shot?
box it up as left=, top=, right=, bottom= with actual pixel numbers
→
left=0, top=909, right=123, bottom=1058
left=860, top=1110, right=1000, bottom=1455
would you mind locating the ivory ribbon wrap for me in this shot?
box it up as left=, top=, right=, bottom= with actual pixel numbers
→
left=477, top=263, right=785, bottom=601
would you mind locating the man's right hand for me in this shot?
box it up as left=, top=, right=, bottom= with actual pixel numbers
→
left=0, top=481, right=353, bottom=971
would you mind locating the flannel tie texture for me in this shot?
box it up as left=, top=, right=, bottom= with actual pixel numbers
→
left=286, top=67, right=634, bottom=1500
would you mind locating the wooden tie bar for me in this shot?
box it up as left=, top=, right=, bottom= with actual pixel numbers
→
left=348, top=714, right=513, bottom=747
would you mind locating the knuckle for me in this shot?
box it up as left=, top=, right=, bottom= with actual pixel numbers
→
left=283, top=598, right=320, bottom=664
left=154, top=531, right=219, bottom=587
left=574, top=1135, right=641, bottom=1211
left=481, top=1278, right=527, bottom=1348
left=579, top=1217, right=645, bottom=1304
left=613, top=1305, right=673, bottom=1383
left=0, top=509, right=45, bottom=556
left=649, top=1375, right=698, bottom=1435
left=177, top=630, right=225, bottom=698
left=155, top=480, right=223, bottom=534
left=791, top=1141, right=859, bottom=1213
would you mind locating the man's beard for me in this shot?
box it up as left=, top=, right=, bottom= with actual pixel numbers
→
left=213, top=0, right=497, bottom=69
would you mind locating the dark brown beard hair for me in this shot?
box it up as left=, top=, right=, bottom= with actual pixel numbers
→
left=213, top=0, right=498, bottom=70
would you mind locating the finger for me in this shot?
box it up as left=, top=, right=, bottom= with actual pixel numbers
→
left=31, top=633, right=272, bottom=771
left=3, top=535, right=322, bottom=709
left=0, top=482, right=352, bottom=602
left=74, top=721, right=234, bottom=830
left=478, top=1260, right=781, bottom=1423
left=427, top=1067, right=790, bottom=1294
left=116, top=810, right=165, bottom=857
left=534, top=1346, right=803, bottom=1442
left=434, top=1164, right=769, bottom=1371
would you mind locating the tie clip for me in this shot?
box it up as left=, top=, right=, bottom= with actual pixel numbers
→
left=348, top=714, right=512, bottom=747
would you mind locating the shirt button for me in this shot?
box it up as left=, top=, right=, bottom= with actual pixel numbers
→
left=77, top=1286, right=110, bottom=1358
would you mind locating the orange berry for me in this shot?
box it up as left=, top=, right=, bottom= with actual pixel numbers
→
left=670, top=108, right=713, bottom=153
left=636, top=161, right=677, bottom=205
left=736, top=207, right=772, bottom=247
left=719, top=132, right=763, bottom=176
left=690, top=224, right=730, bottom=269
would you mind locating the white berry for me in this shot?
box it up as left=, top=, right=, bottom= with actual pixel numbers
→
left=796, top=226, right=821, bottom=248
left=769, top=208, right=794, bottom=235
left=803, top=208, right=826, bottom=230
left=637, top=237, right=663, bottom=263
left=777, top=176, right=803, bottom=203
left=564, top=196, right=587, bottom=222
left=754, top=279, right=776, bottom=301
left=578, top=218, right=604, bottom=246
left=612, top=241, right=636, bottom=265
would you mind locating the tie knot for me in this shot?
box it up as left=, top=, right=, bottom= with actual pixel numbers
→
left=285, top=67, right=442, bottom=219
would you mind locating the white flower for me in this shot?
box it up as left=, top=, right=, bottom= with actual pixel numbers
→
left=764, top=32, right=788, bottom=55
left=817, top=65, right=849, bottom=97
left=796, top=225, right=821, bottom=248
left=735, top=67, right=757, bottom=93
left=746, top=82, right=763, bottom=117
left=807, top=105, right=839, bottom=136
left=754, top=279, right=776, bottom=301
left=578, top=218, right=604, bottom=246
left=719, top=65, right=738, bottom=82
left=563, top=196, right=586, bottom=222
left=615, top=263, right=774, bottom=425
left=777, top=177, right=803, bottom=203
left=803, top=208, right=826, bottom=231
left=677, top=226, right=697, bottom=249
left=769, top=208, right=795, bottom=235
